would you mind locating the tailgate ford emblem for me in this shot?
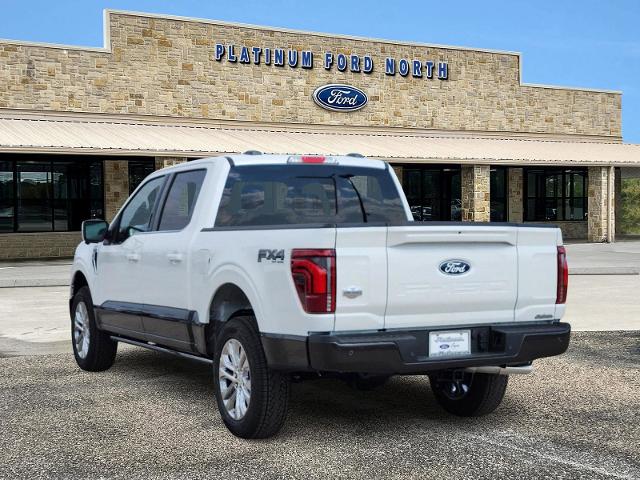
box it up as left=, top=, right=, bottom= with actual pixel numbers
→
left=312, top=84, right=368, bottom=112
left=439, top=260, right=471, bottom=275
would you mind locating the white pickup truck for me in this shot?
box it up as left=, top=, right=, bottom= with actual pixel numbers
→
left=70, top=153, right=570, bottom=438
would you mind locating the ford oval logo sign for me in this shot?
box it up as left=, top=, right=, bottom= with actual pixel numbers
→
left=312, top=84, right=368, bottom=112
left=439, top=260, right=471, bottom=275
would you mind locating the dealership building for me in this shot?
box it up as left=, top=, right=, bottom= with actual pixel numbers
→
left=0, top=10, right=639, bottom=259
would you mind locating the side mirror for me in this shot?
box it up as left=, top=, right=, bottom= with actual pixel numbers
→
left=82, top=219, right=108, bottom=244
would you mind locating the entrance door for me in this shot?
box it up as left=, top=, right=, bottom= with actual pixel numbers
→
left=401, top=166, right=461, bottom=221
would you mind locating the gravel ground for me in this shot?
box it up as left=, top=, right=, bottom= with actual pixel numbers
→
left=1, top=332, right=638, bottom=480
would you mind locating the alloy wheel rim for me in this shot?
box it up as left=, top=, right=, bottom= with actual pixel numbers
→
left=73, top=301, right=90, bottom=359
left=218, top=338, right=251, bottom=420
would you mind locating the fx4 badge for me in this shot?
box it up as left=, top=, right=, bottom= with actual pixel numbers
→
left=258, top=249, right=285, bottom=263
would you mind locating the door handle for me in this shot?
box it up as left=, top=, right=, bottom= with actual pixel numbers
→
left=126, top=253, right=140, bottom=262
left=343, top=286, right=363, bottom=298
left=167, top=252, right=184, bottom=264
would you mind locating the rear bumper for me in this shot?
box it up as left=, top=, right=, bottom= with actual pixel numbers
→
left=261, top=322, right=571, bottom=374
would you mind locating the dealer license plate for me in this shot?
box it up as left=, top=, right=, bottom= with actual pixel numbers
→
left=429, top=330, right=471, bottom=358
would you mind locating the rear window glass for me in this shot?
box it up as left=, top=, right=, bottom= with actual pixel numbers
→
left=215, top=164, right=407, bottom=227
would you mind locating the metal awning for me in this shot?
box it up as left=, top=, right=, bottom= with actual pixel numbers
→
left=0, top=114, right=639, bottom=166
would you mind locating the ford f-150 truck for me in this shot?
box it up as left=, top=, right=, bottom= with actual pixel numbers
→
left=70, top=153, right=570, bottom=438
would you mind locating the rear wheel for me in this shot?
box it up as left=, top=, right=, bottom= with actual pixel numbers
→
left=71, top=286, right=117, bottom=372
left=429, top=371, right=508, bottom=416
left=213, top=316, right=290, bottom=439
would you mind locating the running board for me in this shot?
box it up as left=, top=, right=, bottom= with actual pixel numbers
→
left=110, top=335, right=213, bottom=365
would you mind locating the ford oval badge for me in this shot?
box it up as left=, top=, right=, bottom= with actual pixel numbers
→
left=439, top=260, right=471, bottom=275
left=312, top=84, right=368, bottom=112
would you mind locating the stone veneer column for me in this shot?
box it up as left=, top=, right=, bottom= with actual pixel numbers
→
left=461, top=165, right=490, bottom=222
left=507, top=167, right=524, bottom=223
left=588, top=166, right=615, bottom=242
left=155, top=156, right=187, bottom=170
left=104, top=160, right=129, bottom=222
left=391, top=165, right=403, bottom=185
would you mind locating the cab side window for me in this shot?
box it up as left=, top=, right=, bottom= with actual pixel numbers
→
left=116, top=176, right=165, bottom=242
left=158, top=170, right=206, bottom=231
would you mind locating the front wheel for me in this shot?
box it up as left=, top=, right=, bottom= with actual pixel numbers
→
left=71, top=286, right=117, bottom=372
left=213, top=316, right=290, bottom=439
left=429, top=371, right=508, bottom=416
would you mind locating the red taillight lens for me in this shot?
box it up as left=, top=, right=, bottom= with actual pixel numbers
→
left=291, top=249, right=336, bottom=313
left=556, top=246, right=568, bottom=304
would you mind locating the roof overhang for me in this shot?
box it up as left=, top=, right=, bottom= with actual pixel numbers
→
left=0, top=111, right=638, bottom=167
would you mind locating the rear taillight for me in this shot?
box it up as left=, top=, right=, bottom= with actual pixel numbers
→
left=291, top=249, right=336, bottom=313
left=556, top=246, right=568, bottom=304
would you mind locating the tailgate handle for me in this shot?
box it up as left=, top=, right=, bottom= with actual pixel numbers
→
left=343, top=286, right=363, bottom=299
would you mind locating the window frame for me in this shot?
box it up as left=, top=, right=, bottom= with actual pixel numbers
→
left=155, top=169, right=207, bottom=233
left=523, top=167, right=588, bottom=222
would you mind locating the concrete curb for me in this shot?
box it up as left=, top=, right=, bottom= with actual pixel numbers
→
left=570, top=267, right=640, bottom=276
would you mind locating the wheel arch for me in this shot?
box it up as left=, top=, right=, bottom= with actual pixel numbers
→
left=205, top=282, right=258, bottom=356
left=69, top=270, right=89, bottom=314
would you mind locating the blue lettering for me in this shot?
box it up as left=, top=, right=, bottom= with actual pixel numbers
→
left=412, top=60, right=422, bottom=77
left=425, top=61, right=434, bottom=78
left=324, top=52, right=333, bottom=70
left=228, top=45, right=237, bottom=62
left=399, top=59, right=409, bottom=76
left=363, top=55, right=373, bottom=73
left=264, top=48, right=271, bottom=65
left=438, top=62, right=448, bottom=79
left=274, top=49, right=284, bottom=66
left=385, top=57, right=395, bottom=75
left=288, top=50, right=298, bottom=67
left=350, top=55, right=360, bottom=72
left=239, top=46, right=250, bottom=64
left=252, top=47, right=262, bottom=64
left=337, top=54, right=347, bottom=71
left=301, top=51, right=313, bottom=69
left=215, top=43, right=225, bottom=61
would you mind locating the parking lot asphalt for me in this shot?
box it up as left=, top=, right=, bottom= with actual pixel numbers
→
left=1, top=332, right=638, bottom=480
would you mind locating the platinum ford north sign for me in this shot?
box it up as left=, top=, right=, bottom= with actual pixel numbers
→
left=313, top=84, right=368, bottom=112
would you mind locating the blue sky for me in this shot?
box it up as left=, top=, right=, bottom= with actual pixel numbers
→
left=1, top=0, right=638, bottom=142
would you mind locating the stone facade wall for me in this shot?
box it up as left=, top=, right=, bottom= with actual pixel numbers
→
left=104, top=160, right=129, bottom=221
left=155, top=156, right=187, bottom=170
left=0, top=12, right=621, bottom=138
left=461, top=165, right=490, bottom=222
left=507, top=167, right=524, bottom=223
left=0, top=232, right=81, bottom=259
left=588, top=166, right=615, bottom=242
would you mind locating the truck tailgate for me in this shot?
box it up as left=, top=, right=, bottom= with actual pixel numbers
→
left=385, top=225, right=519, bottom=329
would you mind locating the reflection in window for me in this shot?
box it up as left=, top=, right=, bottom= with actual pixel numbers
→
left=490, top=167, right=508, bottom=222
left=400, top=166, right=461, bottom=221
left=158, top=170, right=206, bottom=231
left=0, top=156, right=105, bottom=233
left=525, top=168, right=587, bottom=221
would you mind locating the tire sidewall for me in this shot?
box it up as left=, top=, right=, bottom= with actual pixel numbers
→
left=213, top=318, right=268, bottom=437
left=71, top=286, right=97, bottom=369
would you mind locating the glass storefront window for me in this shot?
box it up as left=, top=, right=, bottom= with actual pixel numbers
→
left=490, top=167, right=508, bottom=222
left=0, top=161, right=14, bottom=232
left=128, top=159, right=156, bottom=194
left=0, top=155, right=107, bottom=233
left=524, top=168, right=588, bottom=221
left=399, top=165, right=461, bottom=221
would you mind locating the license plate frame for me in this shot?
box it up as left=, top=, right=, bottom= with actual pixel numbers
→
left=428, top=329, right=471, bottom=358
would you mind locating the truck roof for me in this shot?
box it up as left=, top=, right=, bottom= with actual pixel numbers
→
left=155, top=153, right=388, bottom=172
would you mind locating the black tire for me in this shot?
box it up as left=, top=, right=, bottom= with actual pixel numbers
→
left=429, top=372, right=508, bottom=416
left=213, top=316, right=290, bottom=439
left=71, top=286, right=117, bottom=372
left=347, top=373, right=391, bottom=391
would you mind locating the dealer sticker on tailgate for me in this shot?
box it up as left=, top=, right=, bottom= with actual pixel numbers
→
left=429, top=330, right=471, bottom=358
